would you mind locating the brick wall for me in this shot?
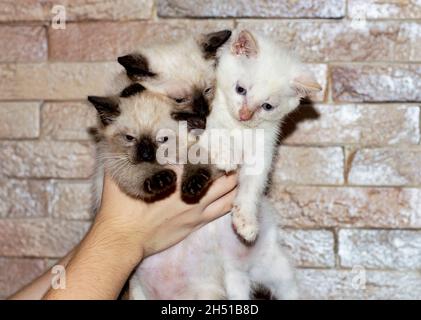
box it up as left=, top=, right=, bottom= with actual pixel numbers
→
left=0, top=0, right=420, bottom=299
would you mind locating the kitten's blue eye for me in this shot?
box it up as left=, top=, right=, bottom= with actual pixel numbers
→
left=236, top=85, right=247, bottom=95
left=261, top=103, right=274, bottom=111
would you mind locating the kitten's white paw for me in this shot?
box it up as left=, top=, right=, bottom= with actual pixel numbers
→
left=231, top=206, right=259, bottom=243
left=216, top=160, right=238, bottom=173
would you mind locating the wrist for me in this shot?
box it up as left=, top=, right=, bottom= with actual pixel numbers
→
left=87, top=216, right=145, bottom=268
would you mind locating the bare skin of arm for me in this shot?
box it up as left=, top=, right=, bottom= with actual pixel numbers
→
left=8, top=250, right=75, bottom=300
left=9, top=171, right=236, bottom=300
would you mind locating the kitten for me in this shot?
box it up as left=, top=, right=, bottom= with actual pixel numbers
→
left=116, top=30, right=232, bottom=130
left=199, top=30, right=322, bottom=243
left=88, top=83, right=182, bottom=210
left=114, top=30, right=232, bottom=204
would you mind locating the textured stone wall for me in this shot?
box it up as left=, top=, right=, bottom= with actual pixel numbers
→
left=0, top=0, right=420, bottom=299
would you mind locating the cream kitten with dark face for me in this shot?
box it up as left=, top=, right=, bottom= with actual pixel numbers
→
left=88, top=84, right=182, bottom=206
left=117, top=30, right=232, bottom=130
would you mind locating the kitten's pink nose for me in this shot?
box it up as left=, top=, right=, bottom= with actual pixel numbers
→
left=239, top=107, right=254, bottom=121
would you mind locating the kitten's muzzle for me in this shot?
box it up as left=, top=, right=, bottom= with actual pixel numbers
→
left=136, top=137, right=157, bottom=163
left=239, top=106, right=254, bottom=121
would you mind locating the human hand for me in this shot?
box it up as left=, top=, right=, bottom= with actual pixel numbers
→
left=96, top=166, right=237, bottom=261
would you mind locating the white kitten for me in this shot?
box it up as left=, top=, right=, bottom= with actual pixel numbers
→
left=201, top=30, right=322, bottom=242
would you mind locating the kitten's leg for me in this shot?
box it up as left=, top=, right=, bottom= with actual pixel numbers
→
left=250, top=245, right=298, bottom=300
left=143, top=168, right=177, bottom=201
left=249, top=201, right=298, bottom=300
left=107, top=161, right=177, bottom=202
left=224, top=269, right=251, bottom=300
left=181, top=164, right=221, bottom=204
left=231, top=162, right=270, bottom=243
left=129, top=276, right=147, bottom=300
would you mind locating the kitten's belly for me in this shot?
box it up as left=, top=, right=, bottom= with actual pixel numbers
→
left=134, top=214, right=251, bottom=299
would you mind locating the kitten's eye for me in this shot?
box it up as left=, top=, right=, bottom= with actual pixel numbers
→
left=204, top=87, right=213, bottom=95
left=124, top=134, right=135, bottom=142
left=157, top=136, right=169, bottom=143
left=236, top=85, right=247, bottom=96
left=261, top=103, right=274, bottom=111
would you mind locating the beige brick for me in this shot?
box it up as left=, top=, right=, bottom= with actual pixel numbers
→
left=349, top=0, right=421, bottom=19
left=273, top=147, right=344, bottom=185
left=158, top=0, right=345, bottom=18
left=279, top=229, right=335, bottom=268
left=0, top=257, right=46, bottom=298
left=348, top=148, right=421, bottom=186
left=42, top=102, right=96, bottom=140
left=0, top=0, right=153, bottom=21
left=0, top=141, right=94, bottom=178
left=297, top=269, right=421, bottom=299
left=0, top=179, right=51, bottom=219
left=339, top=229, right=421, bottom=269
left=237, top=20, right=421, bottom=63
left=0, top=62, right=121, bottom=100
left=284, top=104, right=420, bottom=146
left=49, top=20, right=234, bottom=62
left=332, top=64, right=421, bottom=102
left=0, top=102, right=40, bottom=139
left=0, top=219, right=90, bottom=257
left=0, top=26, right=47, bottom=62
left=50, top=182, right=93, bottom=220
left=306, top=64, right=327, bottom=102
left=270, top=186, right=421, bottom=229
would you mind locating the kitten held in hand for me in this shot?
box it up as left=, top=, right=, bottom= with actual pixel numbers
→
left=116, top=30, right=232, bottom=131
left=88, top=84, right=182, bottom=211
left=202, top=30, right=322, bottom=242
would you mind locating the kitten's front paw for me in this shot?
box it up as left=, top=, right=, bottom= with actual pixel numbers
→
left=181, top=168, right=212, bottom=203
left=231, top=205, right=259, bottom=244
left=144, top=169, right=177, bottom=195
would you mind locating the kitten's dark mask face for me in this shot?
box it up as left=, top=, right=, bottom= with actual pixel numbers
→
left=87, top=86, right=177, bottom=166
left=117, top=30, right=231, bottom=130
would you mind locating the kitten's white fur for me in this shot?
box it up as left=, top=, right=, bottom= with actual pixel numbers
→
left=200, top=30, right=321, bottom=242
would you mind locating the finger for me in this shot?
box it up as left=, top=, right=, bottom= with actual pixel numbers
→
left=200, top=172, right=238, bottom=206
left=202, top=187, right=237, bottom=222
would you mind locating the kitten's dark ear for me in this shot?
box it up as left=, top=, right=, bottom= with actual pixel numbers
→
left=200, top=30, right=232, bottom=59
left=117, top=54, right=156, bottom=80
left=87, top=96, right=120, bottom=126
left=231, top=30, right=258, bottom=58
left=120, top=83, right=146, bottom=98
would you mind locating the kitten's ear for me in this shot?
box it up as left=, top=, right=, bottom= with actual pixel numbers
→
left=117, top=54, right=156, bottom=80
left=200, top=30, right=232, bottom=58
left=87, top=96, right=120, bottom=126
left=291, top=72, right=322, bottom=98
left=231, top=30, right=258, bottom=58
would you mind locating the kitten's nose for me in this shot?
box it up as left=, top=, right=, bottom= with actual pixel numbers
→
left=239, top=107, right=254, bottom=121
left=136, top=137, right=156, bottom=162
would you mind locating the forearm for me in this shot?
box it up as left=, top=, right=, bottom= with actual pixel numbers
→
left=8, top=250, right=75, bottom=300
left=43, top=220, right=143, bottom=300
